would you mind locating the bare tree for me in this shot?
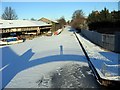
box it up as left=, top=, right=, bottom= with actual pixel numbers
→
left=57, top=16, right=66, bottom=28
left=70, top=10, right=86, bottom=30
left=72, top=10, right=84, bottom=20
left=1, top=6, right=18, bottom=20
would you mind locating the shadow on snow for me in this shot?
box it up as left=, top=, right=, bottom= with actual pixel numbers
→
left=1, top=46, right=87, bottom=89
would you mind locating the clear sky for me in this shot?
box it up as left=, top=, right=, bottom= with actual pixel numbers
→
left=1, top=2, right=119, bottom=21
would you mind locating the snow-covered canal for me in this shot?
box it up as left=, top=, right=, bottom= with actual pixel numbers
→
left=1, top=26, right=103, bottom=88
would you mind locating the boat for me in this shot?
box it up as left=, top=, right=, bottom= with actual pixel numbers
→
left=0, top=37, right=24, bottom=45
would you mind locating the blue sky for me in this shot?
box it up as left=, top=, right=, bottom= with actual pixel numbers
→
left=1, top=2, right=119, bottom=20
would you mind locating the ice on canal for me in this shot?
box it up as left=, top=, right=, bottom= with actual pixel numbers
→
left=6, top=61, right=99, bottom=88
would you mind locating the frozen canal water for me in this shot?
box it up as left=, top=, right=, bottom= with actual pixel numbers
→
left=6, top=61, right=101, bottom=88
left=36, top=62, right=100, bottom=88
left=1, top=26, right=107, bottom=89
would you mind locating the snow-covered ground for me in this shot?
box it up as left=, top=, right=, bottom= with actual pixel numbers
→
left=1, top=26, right=119, bottom=89
left=76, top=32, right=120, bottom=81
left=0, top=26, right=103, bottom=89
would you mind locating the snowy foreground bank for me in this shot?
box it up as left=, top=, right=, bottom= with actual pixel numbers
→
left=76, top=33, right=120, bottom=81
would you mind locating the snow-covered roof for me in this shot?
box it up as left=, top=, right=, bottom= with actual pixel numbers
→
left=39, top=17, right=59, bottom=24
left=49, top=19, right=58, bottom=23
left=0, top=20, right=52, bottom=29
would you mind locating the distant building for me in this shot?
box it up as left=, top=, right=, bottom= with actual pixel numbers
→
left=39, top=17, right=60, bottom=32
left=0, top=20, right=52, bottom=38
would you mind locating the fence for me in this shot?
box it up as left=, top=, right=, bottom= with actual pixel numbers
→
left=81, top=30, right=120, bottom=53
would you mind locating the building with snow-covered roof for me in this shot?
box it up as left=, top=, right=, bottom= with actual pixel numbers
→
left=0, top=20, right=52, bottom=38
left=38, top=17, right=60, bottom=32
left=39, top=17, right=58, bottom=24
